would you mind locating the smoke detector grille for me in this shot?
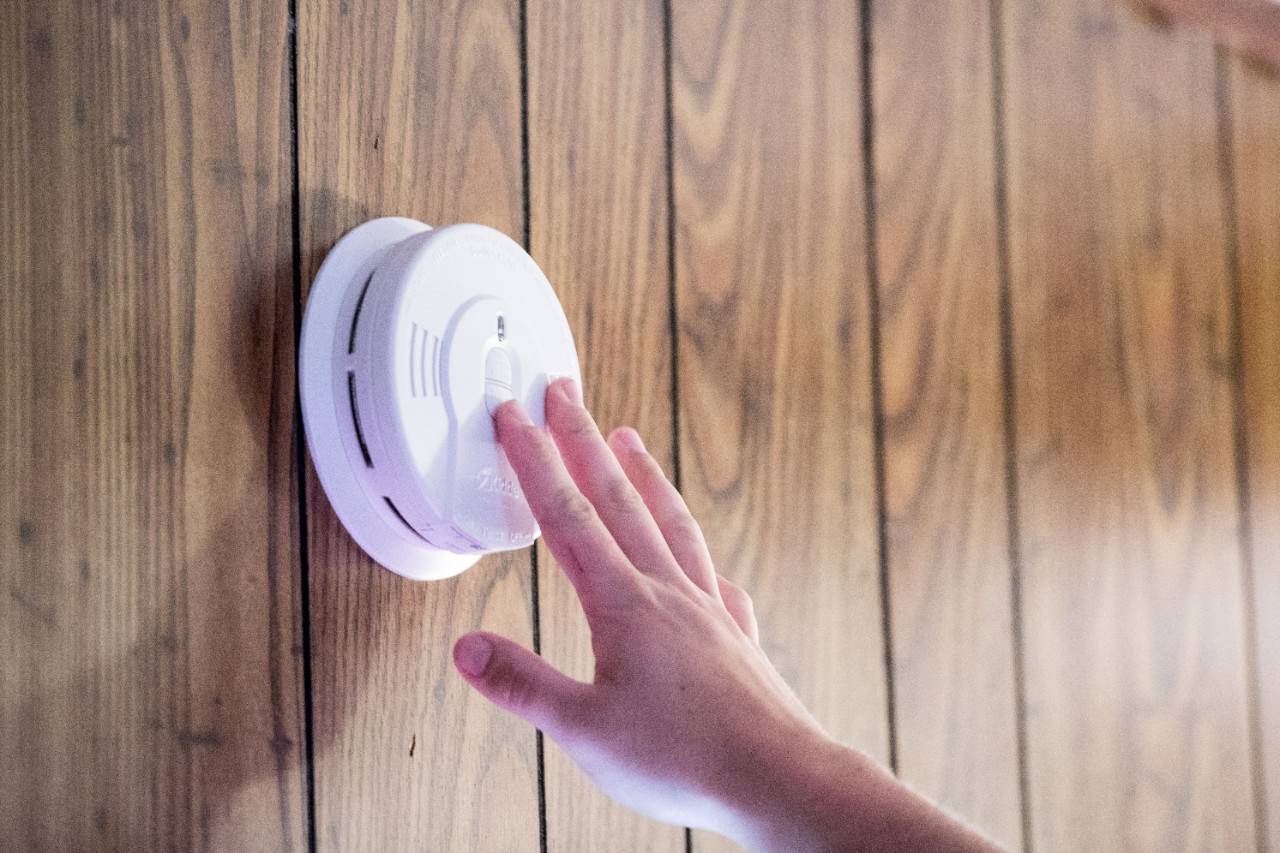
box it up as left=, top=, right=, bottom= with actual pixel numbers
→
left=410, top=322, right=441, bottom=398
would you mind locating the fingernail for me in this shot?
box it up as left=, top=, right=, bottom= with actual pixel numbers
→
left=551, top=377, right=581, bottom=405
left=454, top=635, right=493, bottom=677
left=615, top=427, right=645, bottom=453
left=495, top=399, right=532, bottom=430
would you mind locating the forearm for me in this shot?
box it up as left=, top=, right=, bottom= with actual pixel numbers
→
left=717, top=729, right=1002, bottom=852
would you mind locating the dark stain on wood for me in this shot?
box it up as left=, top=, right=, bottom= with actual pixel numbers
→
left=8, top=587, right=55, bottom=627
left=175, top=729, right=224, bottom=748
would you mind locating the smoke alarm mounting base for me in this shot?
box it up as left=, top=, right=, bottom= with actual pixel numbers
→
left=299, top=218, right=580, bottom=581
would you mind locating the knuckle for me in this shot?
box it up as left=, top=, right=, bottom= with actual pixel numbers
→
left=552, top=488, right=597, bottom=529
left=567, top=413, right=598, bottom=441
left=602, top=477, right=642, bottom=517
left=669, top=514, right=707, bottom=549
left=496, top=670, right=535, bottom=713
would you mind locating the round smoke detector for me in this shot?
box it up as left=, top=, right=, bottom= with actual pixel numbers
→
left=299, top=218, right=580, bottom=580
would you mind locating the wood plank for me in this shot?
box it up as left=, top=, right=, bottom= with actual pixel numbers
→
left=870, top=0, right=1023, bottom=847
left=295, top=2, right=541, bottom=849
left=670, top=3, right=889, bottom=849
left=526, top=0, right=685, bottom=849
left=0, top=1, right=306, bottom=849
left=1228, top=57, right=1280, bottom=853
left=1001, top=3, right=1258, bottom=848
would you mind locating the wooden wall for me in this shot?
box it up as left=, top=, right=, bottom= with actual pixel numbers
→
left=2, top=1, right=1276, bottom=850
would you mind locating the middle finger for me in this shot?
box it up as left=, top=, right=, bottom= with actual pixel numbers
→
left=543, top=378, right=688, bottom=585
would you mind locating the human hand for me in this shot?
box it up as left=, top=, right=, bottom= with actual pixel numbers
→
left=453, top=378, right=1000, bottom=852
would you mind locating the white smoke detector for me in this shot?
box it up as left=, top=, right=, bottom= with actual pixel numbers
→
left=299, top=218, right=580, bottom=580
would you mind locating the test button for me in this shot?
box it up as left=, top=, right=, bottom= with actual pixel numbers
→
left=484, top=346, right=515, bottom=415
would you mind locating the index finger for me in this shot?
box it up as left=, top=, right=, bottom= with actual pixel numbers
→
left=494, top=399, right=637, bottom=610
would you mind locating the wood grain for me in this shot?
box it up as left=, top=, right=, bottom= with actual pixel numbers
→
left=0, top=1, right=306, bottom=849
left=670, top=3, right=889, bottom=849
left=526, top=0, right=685, bottom=849
left=870, top=0, right=1023, bottom=847
left=1002, top=2, right=1257, bottom=848
left=9, top=2, right=1278, bottom=849
left=295, top=1, right=541, bottom=849
left=1228, top=57, right=1280, bottom=853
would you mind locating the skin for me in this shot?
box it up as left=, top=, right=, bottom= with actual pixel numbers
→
left=452, top=377, right=1002, bottom=852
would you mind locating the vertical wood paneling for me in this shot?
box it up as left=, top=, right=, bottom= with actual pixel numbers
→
left=1002, top=2, right=1257, bottom=848
left=6, top=2, right=1277, bottom=849
left=526, top=0, right=685, bottom=849
left=870, top=0, right=1024, bottom=846
left=0, top=1, right=306, bottom=849
left=1228, top=56, right=1280, bottom=853
left=670, top=2, right=889, bottom=849
left=296, top=2, right=540, bottom=848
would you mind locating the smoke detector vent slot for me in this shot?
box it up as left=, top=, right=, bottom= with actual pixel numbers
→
left=347, top=371, right=373, bottom=467
left=383, top=496, right=428, bottom=542
left=347, top=271, right=374, bottom=354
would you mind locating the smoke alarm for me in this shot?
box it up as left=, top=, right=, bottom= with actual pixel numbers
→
left=299, top=218, right=581, bottom=580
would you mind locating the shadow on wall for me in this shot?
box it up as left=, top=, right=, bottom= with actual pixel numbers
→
left=3, top=201, right=421, bottom=849
left=295, top=188, right=541, bottom=850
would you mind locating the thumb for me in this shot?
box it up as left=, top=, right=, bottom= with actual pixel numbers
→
left=453, top=632, right=586, bottom=735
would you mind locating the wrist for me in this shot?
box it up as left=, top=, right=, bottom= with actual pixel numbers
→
left=711, top=727, right=1000, bottom=852
left=718, top=729, right=888, bottom=850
